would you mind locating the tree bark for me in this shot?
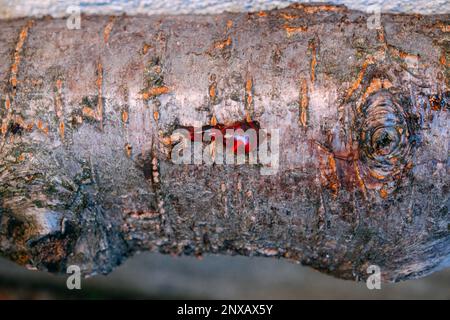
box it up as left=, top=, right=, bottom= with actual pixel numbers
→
left=0, top=4, right=448, bottom=281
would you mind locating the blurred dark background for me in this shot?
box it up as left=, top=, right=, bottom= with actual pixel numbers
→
left=1, top=253, right=449, bottom=299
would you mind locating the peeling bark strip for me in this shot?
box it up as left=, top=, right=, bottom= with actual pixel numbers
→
left=244, top=76, right=254, bottom=122
left=9, top=20, right=33, bottom=90
left=103, top=16, right=115, bottom=44
left=308, top=38, right=318, bottom=83
left=81, top=61, right=104, bottom=128
left=299, top=78, right=309, bottom=127
left=1, top=20, right=33, bottom=138
left=0, top=4, right=449, bottom=281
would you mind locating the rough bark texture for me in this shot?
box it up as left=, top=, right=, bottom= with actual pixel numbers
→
left=0, top=4, right=448, bottom=281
